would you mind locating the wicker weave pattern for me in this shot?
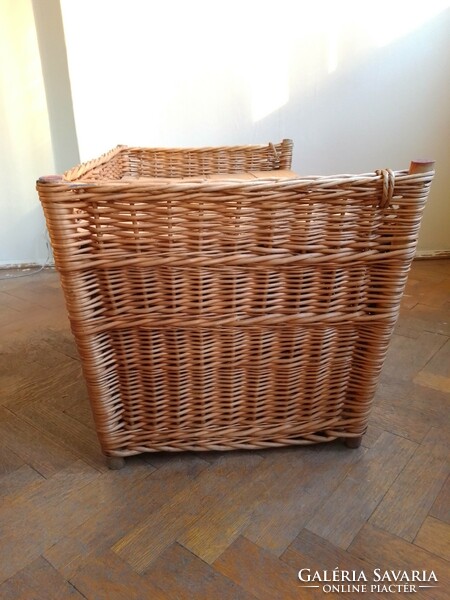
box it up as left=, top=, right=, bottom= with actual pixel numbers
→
left=64, top=139, right=293, bottom=182
left=37, top=142, right=434, bottom=457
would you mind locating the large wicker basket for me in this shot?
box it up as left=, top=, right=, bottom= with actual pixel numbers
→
left=37, top=141, right=434, bottom=468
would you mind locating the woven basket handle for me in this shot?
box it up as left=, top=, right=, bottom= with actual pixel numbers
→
left=376, top=159, right=435, bottom=208
left=269, top=143, right=280, bottom=168
left=376, top=169, right=395, bottom=208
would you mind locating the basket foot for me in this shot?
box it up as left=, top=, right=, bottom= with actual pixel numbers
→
left=344, top=436, right=363, bottom=449
left=106, top=456, right=126, bottom=470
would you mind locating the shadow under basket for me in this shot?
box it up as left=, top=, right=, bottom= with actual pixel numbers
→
left=36, top=141, right=435, bottom=468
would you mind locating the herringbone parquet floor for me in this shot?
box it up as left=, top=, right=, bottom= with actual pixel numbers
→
left=0, top=260, right=449, bottom=599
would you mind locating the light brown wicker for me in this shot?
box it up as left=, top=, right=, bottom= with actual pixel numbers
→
left=37, top=141, right=434, bottom=468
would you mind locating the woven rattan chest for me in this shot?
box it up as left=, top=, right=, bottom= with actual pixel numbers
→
left=37, top=141, right=434, bottom=468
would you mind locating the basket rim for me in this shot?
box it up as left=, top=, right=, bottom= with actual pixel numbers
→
left=37, top=168, right=434, bottom=189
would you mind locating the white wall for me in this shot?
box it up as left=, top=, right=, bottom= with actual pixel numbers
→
left=32, top=0, right=79, bottom=175
left=60, top=0, right=450, bottom=253
left=0, top=0, right=55, bottom=265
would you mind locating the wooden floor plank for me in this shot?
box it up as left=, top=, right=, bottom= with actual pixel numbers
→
left=242, top=443, right=363, bottom=556
left=0, top=461, right=99, bottom=584
left=281, top=529, right=387, bottom=600
left=0, top=304, right=23, bottom=327
left=0, top=464, right=44, bottom=500
left=17, top=337, right=78, bottom=370
left=0, top=289, right=48, bottom=313
left=213, top=535, right=316, bottom=600
left=0, top=443, right=25, bottom=475
left=282, top=528, right=373, bottom=571
left=430, top=475, right=450, bottom=524
left=0, top=407, right=80, bottom=478
left=146, top=542, right=258, bottom=600
left=381, top=331, right=447, bottom=382
left=371, top=374, right=449, bottom=443
left=348, top=524, right=450, bottom=600
left=1, top=358, right=82, bottom=411
left=44, top=455, right=207, bottom=580
left=305, top=431, right=416, bottom=549
left=0, top=346, right=56, bottom=399
left=371, top=381, right=436, bottom=443
left=414, top=370, right=450, bottom=393
left=13, top=402, right=106, bottom=471
left=69, top=551, right=168, bottom=600
left=39, top=328, right=80, bottom=361
left=0, top=459, right=164, bottom=585
left=403, top=265, right=449, bottom=309
left=404, top=261, right=448, bottom=283
left=409, top=304, right=450, bottom=337
left=176, top=473, right=264, bottom=564
left=417, top=277, right=450, bottom=308
left=0, top=557, right=84, bottom=600
left=369, top=428, right=450, bottom=541
left=174, top=444, right=359, bottom=564
left=418, top=334, right=450, bottom=368
left=0, top=276, right=65, bottom=309
left=396, top=305, right=450, bottom=337
left=409, top=381, right=450, bottom=425
left=63, top=397, right=96, bottom=431
left=414, top=516, right=450, bottom=561
left=112, top=453, right=263, bottom=573
left=0, top=306, right=69, bottom=350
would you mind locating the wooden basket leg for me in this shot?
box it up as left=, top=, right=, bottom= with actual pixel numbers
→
left=106, top=456, right=126, bottom=470
left=344, top=436, right=363, bottom=449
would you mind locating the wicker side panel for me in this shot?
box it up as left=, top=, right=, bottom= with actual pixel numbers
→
left=71, top=323, right=368, bottom=454
left=64, top=140, right=293, bottom=182
left=64, top=146, right=126, bottom=182
left=121, top=140, right=293, bottom=178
